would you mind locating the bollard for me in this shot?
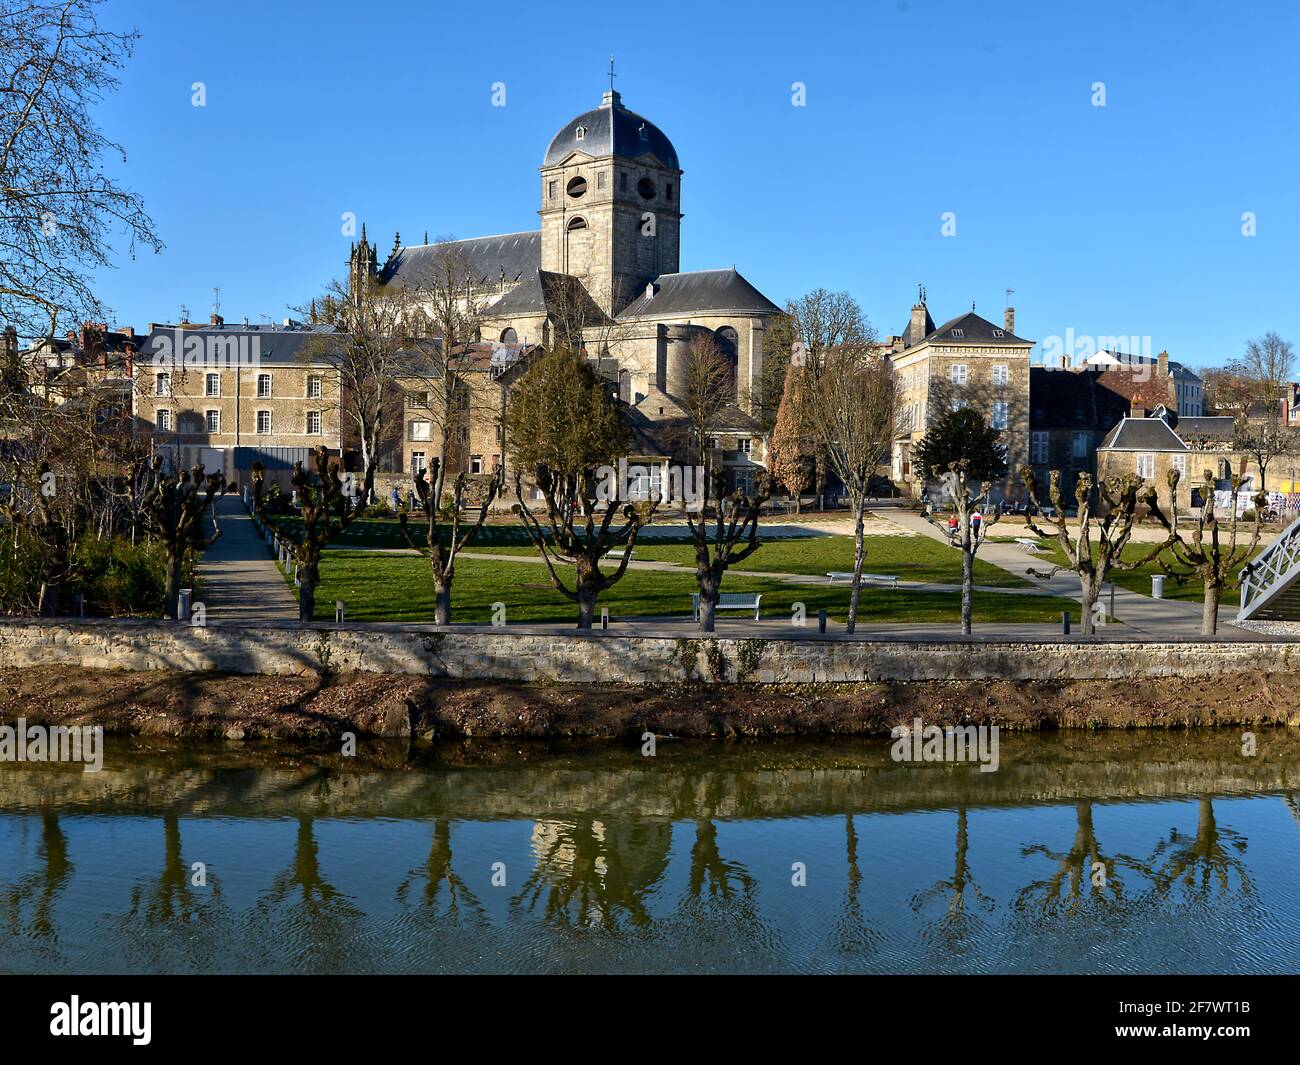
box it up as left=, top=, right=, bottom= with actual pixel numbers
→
left=600, top=606, right=609, bottom=630
left=818, top=609, right=827, bottom=634
left=1061, top=610, right=1071, bottom=635
left=178, top=588, right=192, bottom=622
left=335, top=601, right=345, bottom=623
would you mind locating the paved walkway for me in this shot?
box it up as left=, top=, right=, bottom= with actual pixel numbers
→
left=197, top=496, right=299, bottom=623
left=877, top=508, right=1244, bottom=639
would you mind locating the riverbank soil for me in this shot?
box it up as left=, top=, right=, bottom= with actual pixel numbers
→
left=1, top=667, right=1298, bottom=741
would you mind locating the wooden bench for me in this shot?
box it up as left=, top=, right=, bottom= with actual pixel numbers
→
left=1015, top=537, right=1047, bottom=553
left=826, top=571, right=899, bottom=588
left=604, top=548, right=634, bottom=560
left=692, top=591, right=762, bottom=620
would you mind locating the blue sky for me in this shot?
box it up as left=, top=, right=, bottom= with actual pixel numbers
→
left=89, top=0, right=1300, bottom=370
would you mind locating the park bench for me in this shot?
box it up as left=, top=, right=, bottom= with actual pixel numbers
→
left=604, top=548, right=634, bottom=560
left=1015, top=537, right=1046, bottom=553
left=692, top=591, right=763, bottom=621
left=826, top=571, right=899, bottom=588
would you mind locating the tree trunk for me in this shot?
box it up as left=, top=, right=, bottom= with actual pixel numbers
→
left=961, top=542, right=974, bottom=637
left=298, top=553, right=320, bottom=624
left=163, top=547, right=182, bottom=620
left=434, top=573, right=451, bottom=626
left=37, top=580, right=59, bottom=617
left=1078, top=572, right=1098, bottom=636
left=697, top=571, right=719, bottom=633
left=1202, top=583, right=1221, bottom=636
left=576, top=588, right=596, bottom=629
left=847, top=498, right=867, bottom=634
left=574, top=560, right=599, bottom=630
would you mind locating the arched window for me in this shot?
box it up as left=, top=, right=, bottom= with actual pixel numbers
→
left=500, top=327, right=518, bottom=344
left=715, top=326, right=740, bottom=397
left=567, top=216, right=588, bottom=230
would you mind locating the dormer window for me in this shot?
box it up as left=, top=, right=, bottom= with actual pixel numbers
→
left=992, top=328, right=1005, bottom=337
left=638, top=123, right=648, bottom=141
left=575, top=125, right=586, bottom=141
left=951, top=328, right=965, bottom=338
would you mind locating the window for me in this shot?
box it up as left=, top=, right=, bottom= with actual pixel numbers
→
left=738, top=437, right=752, bottom=455
left=1031, top=431, right=1048, bottom=463
left=992, top=328, right=1005, bottom=338
left=410, top=452, right=426, bottom=476
left=1072, top=431, right=1090, bottom=458
left=156, top=408, right=171, bottom=432
left=575, top=125, right=586, bottom=141
left=470, top=454, right=483, bottom=475
left=155, top=372, right=171, bottom=396
left=256, top=410, right=272, bottom=434
left=307, top=411, right=322, bottom=435
left=205, top=409, right=220, bottom=433
left=991, top=401, right=1009, bottom=430
left=566, top=176, right=587, bottom=198
left=619, top=172, right=627, bottom=191
left=666, top=182, right=674, bottom=202
left=949, top=363, right=968, bottom=385
left=409, top=420, right=431, bottom=441
left=637, top=177, right=655, bottom=200
left=705, top=437, right=719, bottom=450
left=1137, top=453, right=1156, bottom=479
left=257, top=373, right=272, bottom=398
left=548, top=180, right=557, bottom=201
left=951, top=328, right=965, bottom=338
left=407, top=391, right=430, bottom=408
left=307, top=375, right=322, bottom=399
left=205, top=372, right=220, bottom=396
left=1171, top=453, right=1187, bottom=477
left=567, top=216, right=588, bottom=231
left=992, top=364, right=1009, bottom=386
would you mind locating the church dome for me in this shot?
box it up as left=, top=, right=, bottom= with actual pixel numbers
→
left=543, top=90, right=679, bottom=170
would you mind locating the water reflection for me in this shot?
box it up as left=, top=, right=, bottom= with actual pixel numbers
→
left=1, top=733, right=1298, bottom=974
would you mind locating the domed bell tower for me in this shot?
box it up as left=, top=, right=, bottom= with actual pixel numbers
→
left=540, top=89, right=682, bottom=318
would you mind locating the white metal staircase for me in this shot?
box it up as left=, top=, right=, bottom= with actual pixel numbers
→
left=1237, top=512, right=1300, bottom=622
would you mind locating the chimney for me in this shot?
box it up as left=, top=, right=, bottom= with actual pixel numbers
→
left=120, top=326, right=134, bottom=339
left=1157, top=350, right=1169, bottom=376
left=910, top=303, right=928, bottom=343
left=1004, top=306, right=1015, bottom=334
left=1130, top=400, right=1145, bottom=418
left=210, top=313, right=224, bottom=328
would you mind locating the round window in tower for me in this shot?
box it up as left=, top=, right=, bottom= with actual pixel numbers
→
left=637, top=177, right=656, bottom=200
left=566, top=176, right=587, bottom=198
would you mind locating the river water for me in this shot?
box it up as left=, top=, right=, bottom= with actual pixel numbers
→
left=2, top=732, right=1298, bottom=974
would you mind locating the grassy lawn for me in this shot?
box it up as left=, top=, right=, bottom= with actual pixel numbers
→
left=1033, top=540, right=1261, bottom=603
left=307, top=552, right=1077, bottom=626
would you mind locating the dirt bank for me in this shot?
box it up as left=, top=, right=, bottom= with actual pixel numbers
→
left=1, top=667, right=1297, bottom=742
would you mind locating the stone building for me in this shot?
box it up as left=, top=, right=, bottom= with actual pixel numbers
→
left=133, top=318, right=345, bottom=487
left=887, top=290, right=1034, bottom=500
left=1027, top=366, right=1131, bottom=501
left=350, top=87, right=782, bottom=444
left=1076, top=349, right=1205, bottom=418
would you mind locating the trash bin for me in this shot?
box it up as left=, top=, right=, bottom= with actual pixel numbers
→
left=1151, top=575, right=1165, bottom=599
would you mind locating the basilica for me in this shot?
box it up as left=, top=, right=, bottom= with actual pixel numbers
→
left=347, top=87, right=781, bottom=421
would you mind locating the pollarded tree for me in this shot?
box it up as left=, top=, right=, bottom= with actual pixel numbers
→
left=1154, top=469, right=1265, bottom=635
left=251, top=445, right=374, bottom=623
left=914, top=408, right=1007, bottom=636
left=399, top=457, right=504, bottom=625
left=679, top=336, right=773, bottom=632
left=138, top=459, right=224, bottom=620
left=802, top=344, right=899, bottom=633
left=1021, top=467, right=1174, bottom=635
left=506, top=347, right=657, bottom=629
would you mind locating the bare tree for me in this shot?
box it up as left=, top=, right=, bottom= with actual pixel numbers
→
left=251, top=445, right=373, bottom=623
left=802, top=345, right=899, bottom=632
left=1153, top=469, right=1265, bottom=635
left=137, top=458, right=223, bottom=620
left=679, top=336, right=773, bottom=632
left=506, top=347, right=657, bottom=629
left=0, top=0, right=162, bottom=343
left=399, top=459, right=503, bottom=625
left=1231, top=332, right=1297, bottom=489
left=1021, top=467, right=1172, bottom=635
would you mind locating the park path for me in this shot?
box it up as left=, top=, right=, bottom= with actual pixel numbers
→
left=876, top=508, right=1237, bottom=638
left=197, top=496, right=299, bottom=624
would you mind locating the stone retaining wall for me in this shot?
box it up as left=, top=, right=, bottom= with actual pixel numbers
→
left=1, top=619, right=1298, bottom=683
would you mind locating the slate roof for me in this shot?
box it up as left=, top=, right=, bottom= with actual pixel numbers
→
left=1175, top=415, right=1235, bottom=441
left=619, top=268, right=780, bottom=318
left=482, top=270, right=610, bottom=325
left=543, top=90, right=679, bottom=170
left=1098, top=416, right=1188, bottom=451
left=923, top=311, right=1031, bottom=346
left=899, top=306, right=936, bottom=348
left=382, top=232, right=541, bottom=291
left=1029, top=367, right=1131, bottom=432
left=139, top=323, right=346, bottom=366
left=1084, top=350, right=1202, bottom=382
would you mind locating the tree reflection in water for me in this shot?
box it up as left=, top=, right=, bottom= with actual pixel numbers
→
left=125, top=812, right=224, bottom=926
left=829, top=813, right=879, bottom=956
left=1142, top=797, right=1251, bottom=902
left=911, top=807, right=994, bottom=948
left=396, top=819, right=485, bottom=922
left=1015, top=802, right=1135, bottom=916
left=513, top=818, right=669, bottom=930
left=0, top=812, right=72, bottom=944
